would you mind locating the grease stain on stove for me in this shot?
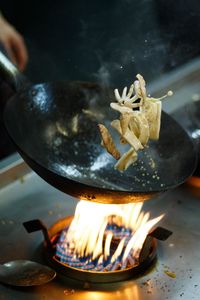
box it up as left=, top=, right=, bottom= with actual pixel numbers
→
left=63, top=288, right=75, bottom=296
left=0, top=219, right=6, bottom=225
left=164, top=270, right=177, bottom=278
left=83, top=282, right=91, bottom=289
left=19, top=176, right=25, bottom=184
left=0, top=219, right=15, bottom=226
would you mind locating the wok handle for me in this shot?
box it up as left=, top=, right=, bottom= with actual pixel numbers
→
left=0, top=51, right=29, bottom=93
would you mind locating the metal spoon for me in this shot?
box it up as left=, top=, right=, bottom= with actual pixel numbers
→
left=0, top=260, right=56, bottom=286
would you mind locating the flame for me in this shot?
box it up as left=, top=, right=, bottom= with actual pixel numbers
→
left=59, top=200, right=164, bottom=270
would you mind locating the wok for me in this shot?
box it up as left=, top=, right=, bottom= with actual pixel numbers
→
left=1, top=52, right=197, bottom=204
left=172, top=100, right=200, bottom=177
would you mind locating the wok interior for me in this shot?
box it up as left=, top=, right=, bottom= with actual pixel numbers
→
left=4, top=81, right=196, bottom=193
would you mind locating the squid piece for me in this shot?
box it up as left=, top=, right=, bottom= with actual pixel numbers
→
left=136, top=73, right=146, bottom=102
left=114, top=148, right=138, bottom=171
left=110, top=102, right=133, bottom=114
left=111, top=120, right=143, bottom=151
left=120, top=112, right=132, bottom=135
left=148, top=101, right=161, bottom=140
left=131, top=112, right=150, bottom=146
left=141, top=100, right=161, bottom=140
left=98, top=74, right=173, bottom=171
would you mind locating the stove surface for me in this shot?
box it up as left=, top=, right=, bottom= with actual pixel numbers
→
left=0, top=166, right=200, bottom=300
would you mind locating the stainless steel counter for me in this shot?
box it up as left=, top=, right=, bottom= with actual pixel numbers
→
left=1, top=57, right=200, bottom=299
left=0, top=160, right=200, bottom=300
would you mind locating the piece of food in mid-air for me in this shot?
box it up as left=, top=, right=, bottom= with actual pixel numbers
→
left=98, top=74, right=173, bottom=171
left=98, top=124, right=121, bottom=160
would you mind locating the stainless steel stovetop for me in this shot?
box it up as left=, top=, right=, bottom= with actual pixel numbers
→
left=0, top=160, right=200, bottom=300
left=1, top=58, right=200, bottom=299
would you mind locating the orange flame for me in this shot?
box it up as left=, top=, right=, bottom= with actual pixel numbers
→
left=65, top=201, right=164, bottom=268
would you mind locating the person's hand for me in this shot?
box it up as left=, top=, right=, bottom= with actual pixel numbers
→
left=0, top=14, right=28, bottom=71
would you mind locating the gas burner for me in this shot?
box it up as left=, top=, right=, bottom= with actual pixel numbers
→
left=46, top=217, right=157, bottom=282
left=23, top=216, right=172, bottom=283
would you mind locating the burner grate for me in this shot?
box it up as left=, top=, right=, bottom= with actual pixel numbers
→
left=23, top=217, right=172, bottom=283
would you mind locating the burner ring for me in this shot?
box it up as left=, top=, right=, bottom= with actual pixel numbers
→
left=43, top=216, right=157, bottom=283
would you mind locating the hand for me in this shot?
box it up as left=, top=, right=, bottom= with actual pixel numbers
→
left=0, top=14, right=28, bottom=71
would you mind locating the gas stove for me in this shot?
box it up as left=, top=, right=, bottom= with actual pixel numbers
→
left=1, top=57, right=200, bottom=299
left=1, top=159, right=200, bottom=300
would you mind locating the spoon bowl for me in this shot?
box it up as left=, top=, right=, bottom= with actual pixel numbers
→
left=0, top=260, right=56, bottom=287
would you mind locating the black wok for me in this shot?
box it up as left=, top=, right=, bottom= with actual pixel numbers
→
left=172, top=100, right=200, bottom=177
left=1, top=52, right=197, bottom=204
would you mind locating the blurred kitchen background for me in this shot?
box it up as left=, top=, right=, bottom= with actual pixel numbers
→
left=1, top=0, right=200, bottom=160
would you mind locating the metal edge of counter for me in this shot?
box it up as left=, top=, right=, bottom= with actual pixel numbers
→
left=0, top=153, right=31, bottom=188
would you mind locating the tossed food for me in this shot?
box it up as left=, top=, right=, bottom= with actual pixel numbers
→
left=98, top=74, right=173, bottom=171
